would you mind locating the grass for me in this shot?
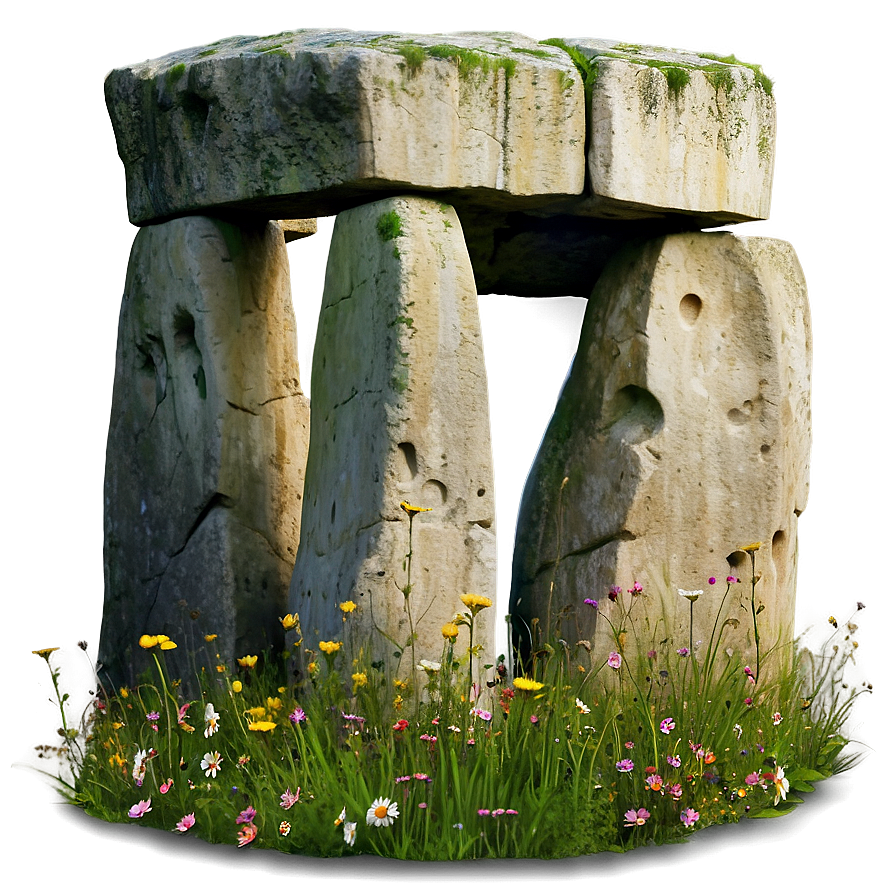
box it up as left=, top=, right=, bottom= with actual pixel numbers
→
left=32, top=544, right=869, bottom=859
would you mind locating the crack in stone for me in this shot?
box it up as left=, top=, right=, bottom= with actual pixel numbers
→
left=534, top=529, right=636, bottom=579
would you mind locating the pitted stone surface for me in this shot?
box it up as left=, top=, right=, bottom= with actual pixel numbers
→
left=105, top=31, right=585, bottom=225
left=556, top=40, right=776, bottom=221
left=99, top=217, right=310, bottom=688
left=288, top=196, right=496, bottom=674
left=510, top=232, right=810, bottom=664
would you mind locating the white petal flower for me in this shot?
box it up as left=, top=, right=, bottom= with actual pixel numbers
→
left=366, top=796, right=400, bottom=827
left=204, top=703, right=220, bottom=738
left=343, top=821, right=357, bottom=845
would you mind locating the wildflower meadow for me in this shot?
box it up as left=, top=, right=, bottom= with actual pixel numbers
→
left=31, top=516, right=870, bottom=860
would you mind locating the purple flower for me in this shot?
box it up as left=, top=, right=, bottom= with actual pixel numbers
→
left=623, top=808, right=650, bottom=827
left=471, top=707, right=492, bottom=722
left=659, top=717, right=675, bottom=734
left=666, top=754, right=681, bottom=768
left=146, top=711, right=159, bottom=721
left=666, top=783, right=683, bottom=800
left=680, top=807, right=700, bottom=828
left=708, top=577, right=716, bottom=585
left=677, top=647, right=690, bottom=657
left=583, top=598, right=598, bottom=608
left=727, top=575, right=739, bottom=583
left=616, top=759, right=635, bottom=772
left=128, top=798, right=152, bottom=818
left=607, top=651, right=622, bottom=669
left=235, top=806, right=257, bottom=825
left=608, top=585, right=622, bottom=602
left=628, top=582, right=643, bottom=595
left=478, top=809, right=490, bottom=816
left=289, top=706, right=307, bottom=724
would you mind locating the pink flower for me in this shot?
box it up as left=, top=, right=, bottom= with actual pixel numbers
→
left=471, top=707, right=492, bottom=722
left=159, top=778, right=174, bottom=794
left=744, top=771, right=762, bottom=786
left=628, top=582, right=643, bottom=594
left=727, top=575, right=739, bottom=583
left=666, top=783, right=683, bottom=800
left=583, top=598, right=598, bottom=608
left=289, top=706, right=307, bottom=724
left=235, top=806, right=257, bottom=825
left=393, top=719, right=409, bottom=731
left=659, top=717, right=675, bottom=734
left=128, top=799, right=152, bottom=818
left=177, top=703, right=191, bottom=724
left=607, top=652, right=622, bottom=669
left=616, top=759, right=634, bottom=772
left=646, top=774, right=664, bottom=792
left=666, top=754, right=681, bottom=768
left=237, top=823, right=257, bottom=847
left=680, top=807, right=700, bottom=827
left=625, top=741, right=635, bottom=750
left=608, top=585, right=622, bottom=601
left=420, top=733, right=437, bottom=743
left=623, top=808, right=650, bottom=827
left=530, top=715, right=539, bottom=724
left=174, top=813, right=195, bottom=832
left=677, top=647, right=690, bottom=657
left=280, top=788, right=301, bottom=809
left=708, top=577, right=716, bottom=585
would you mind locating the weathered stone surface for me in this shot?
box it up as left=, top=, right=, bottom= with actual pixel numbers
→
left=99, top=216, right=310, bottom=687
left=510, top=232, right=810, bottom=665
left=279, top=218, right=317, bottom=242
left=288, top=196, right=496, bottom=675
left=105, top=31, right=585, bottom=225
left=548, top=40, right=776, bottom=223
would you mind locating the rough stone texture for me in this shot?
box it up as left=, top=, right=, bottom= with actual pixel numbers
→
left=280, top=218, right=318, bottom=242
left=288, top=196, right=496, bottom=675
left=105, top=31, right=585, bottom=225
left=510, top=232, right=810, bottom=666
left=555, top=40, right=776, bottom=222
left=99, top=216, right=310, bottom=688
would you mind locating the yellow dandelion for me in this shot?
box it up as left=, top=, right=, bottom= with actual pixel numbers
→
left=460, top=594, right=492, bottom=610
left=248, top=720, right=277, bottom=732
left=338, top=601, right=357, bottom=615
left=32, top=647, right=59, bottom=659
left=216, top=664, right=227, bottom=673
left=441, top=622, right=459, bottom=640
left=205, top=634, right=218, bottom=642
left=156, top=635, right=171, bottom=644
left=232, top=681, right=243, bottom=693
left=319, top=640, right=342, bottom=655
left=160, top=640, right=177, bottom=650
left=119, top=686, right=129, bottom=698
left=352, top=672, right=368, bottom=688
left=279, top=614, right=300, bottom=630
left=307, top=661, right=319, bottom=675
left=512, top=676, right=545, bottom=692
left=266, top=697, right=283, bottom=713
left=400, top=501, right=433, bottom=517
left=247, top=706, right=267, bottom=720
left=138, top=635, right=159, bottom=649
left=237, top=655, right=258, bottom=668
left=739, top=542, right=762, bottom=553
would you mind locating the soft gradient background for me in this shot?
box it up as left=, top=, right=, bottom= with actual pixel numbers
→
left=6, top=1, right=890, bottom=888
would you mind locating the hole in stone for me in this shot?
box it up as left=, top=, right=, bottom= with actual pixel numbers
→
left=477, top=487, right=486, bottom=497
left=726, top=550, right=748, bottom=573
left=772, top=529, right=786, bottom=575
left=397, top=442, right=418, bottom=483
left=606, top=384, right=664, bottom=443
left=330, top=501, right=336, bottom=524
left=679, top=293, right=702, bottom=327
left=760, top=443, right=771, bottom=455
left=422, top=478, right=448, bottom=505
left=728, top=401, right=752, bottom=424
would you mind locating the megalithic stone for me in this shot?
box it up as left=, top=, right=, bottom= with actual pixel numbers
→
left=288, top=196, right=496, bottom=676
left=99, top=216, right=310, bottom=688
left=510, top=232, right=810, bottom=669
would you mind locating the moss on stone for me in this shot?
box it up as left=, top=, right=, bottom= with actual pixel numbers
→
left=376, top=210, right=404, bottom=242
left=424, top=44, right=516, bottom=80
left=165, top=63, right=186, bottom=88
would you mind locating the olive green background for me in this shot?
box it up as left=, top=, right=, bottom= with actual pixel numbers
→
left=7, top=0, right=888, bottom=888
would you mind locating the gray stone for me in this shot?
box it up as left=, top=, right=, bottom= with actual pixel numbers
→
left=99, top=216, right=310, bottom=687
left=551, top=40, right=776, bottom=223
left=288, top=196, right=496, bottom=677
left=104, top=31, right=585, bottom=225
left=510, top=232, right=810, bottom=668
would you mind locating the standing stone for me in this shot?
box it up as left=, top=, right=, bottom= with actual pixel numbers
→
left=288, top=196, right=496, bottom=676
left=510, top=232, right=810, bottom=667
left=99, top=217, right=310, bottom=688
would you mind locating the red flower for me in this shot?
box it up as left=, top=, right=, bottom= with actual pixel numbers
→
left=393, top=719, right=409, bottom=731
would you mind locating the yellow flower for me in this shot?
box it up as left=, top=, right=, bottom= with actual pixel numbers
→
left=138, top=635, right=158, bottom=649
left=119, top=687, right=129, bottom=698
left=512, top=676, right=545, bottom=692
left=339, top=601, right=357, bottom=615
left=32, top=647, right=59, bottom=659
left=232, top=681, right=243, bottom=693
left=160, top=640, right=177, bottom=650
left=112, top=721, right=126, bottom=730
left=441, top=622, right=459, bottom=640
left=319, top=640, right=342, bottom=655
left=247, top=706, right=267, bottom=720
left=237, top=655, right=258, bottom=668
left=205, top=634, right=218, bottom=642
left=352, top=672, right=368, bottom=688
left=248, top=720, right=277, bottom=732
left=279, top=614, right=300, bottom=630
left=460, top=594, right=492, bottom=610
left=307, top=662, right=319, bottom=675
left=216, top=664, right=227, bottom=673
left=400, top=501, right=433, bottom=517
left=739, top=542, right=762, bottom=553
left=393, top=678, right=407, bottom=690
left=156, top=635, right=171, bottom=645
left=266, top=697, right=283, bottom=713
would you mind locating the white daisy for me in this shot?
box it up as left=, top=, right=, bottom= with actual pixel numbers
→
left=201, top=750, right=222, bottom=778
left=773, top=765, right=790, bottom=805
left=204, top=703, right=220, bottom=738
left=366, top=796, right=400, bottom=827
left=343, top=821, right=357, bottom=845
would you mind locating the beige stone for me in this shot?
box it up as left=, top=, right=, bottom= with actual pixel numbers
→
left=99, top=216, right=310, bottom=687
left=510, top=232, right=810, bottom=668
left=555, top=40, right=776, bottom=223
left=279, top=218, right=318, bottom=242
left=288, top=196, right=496, bottom=677
left=105, top=31, right=585, bottom=225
